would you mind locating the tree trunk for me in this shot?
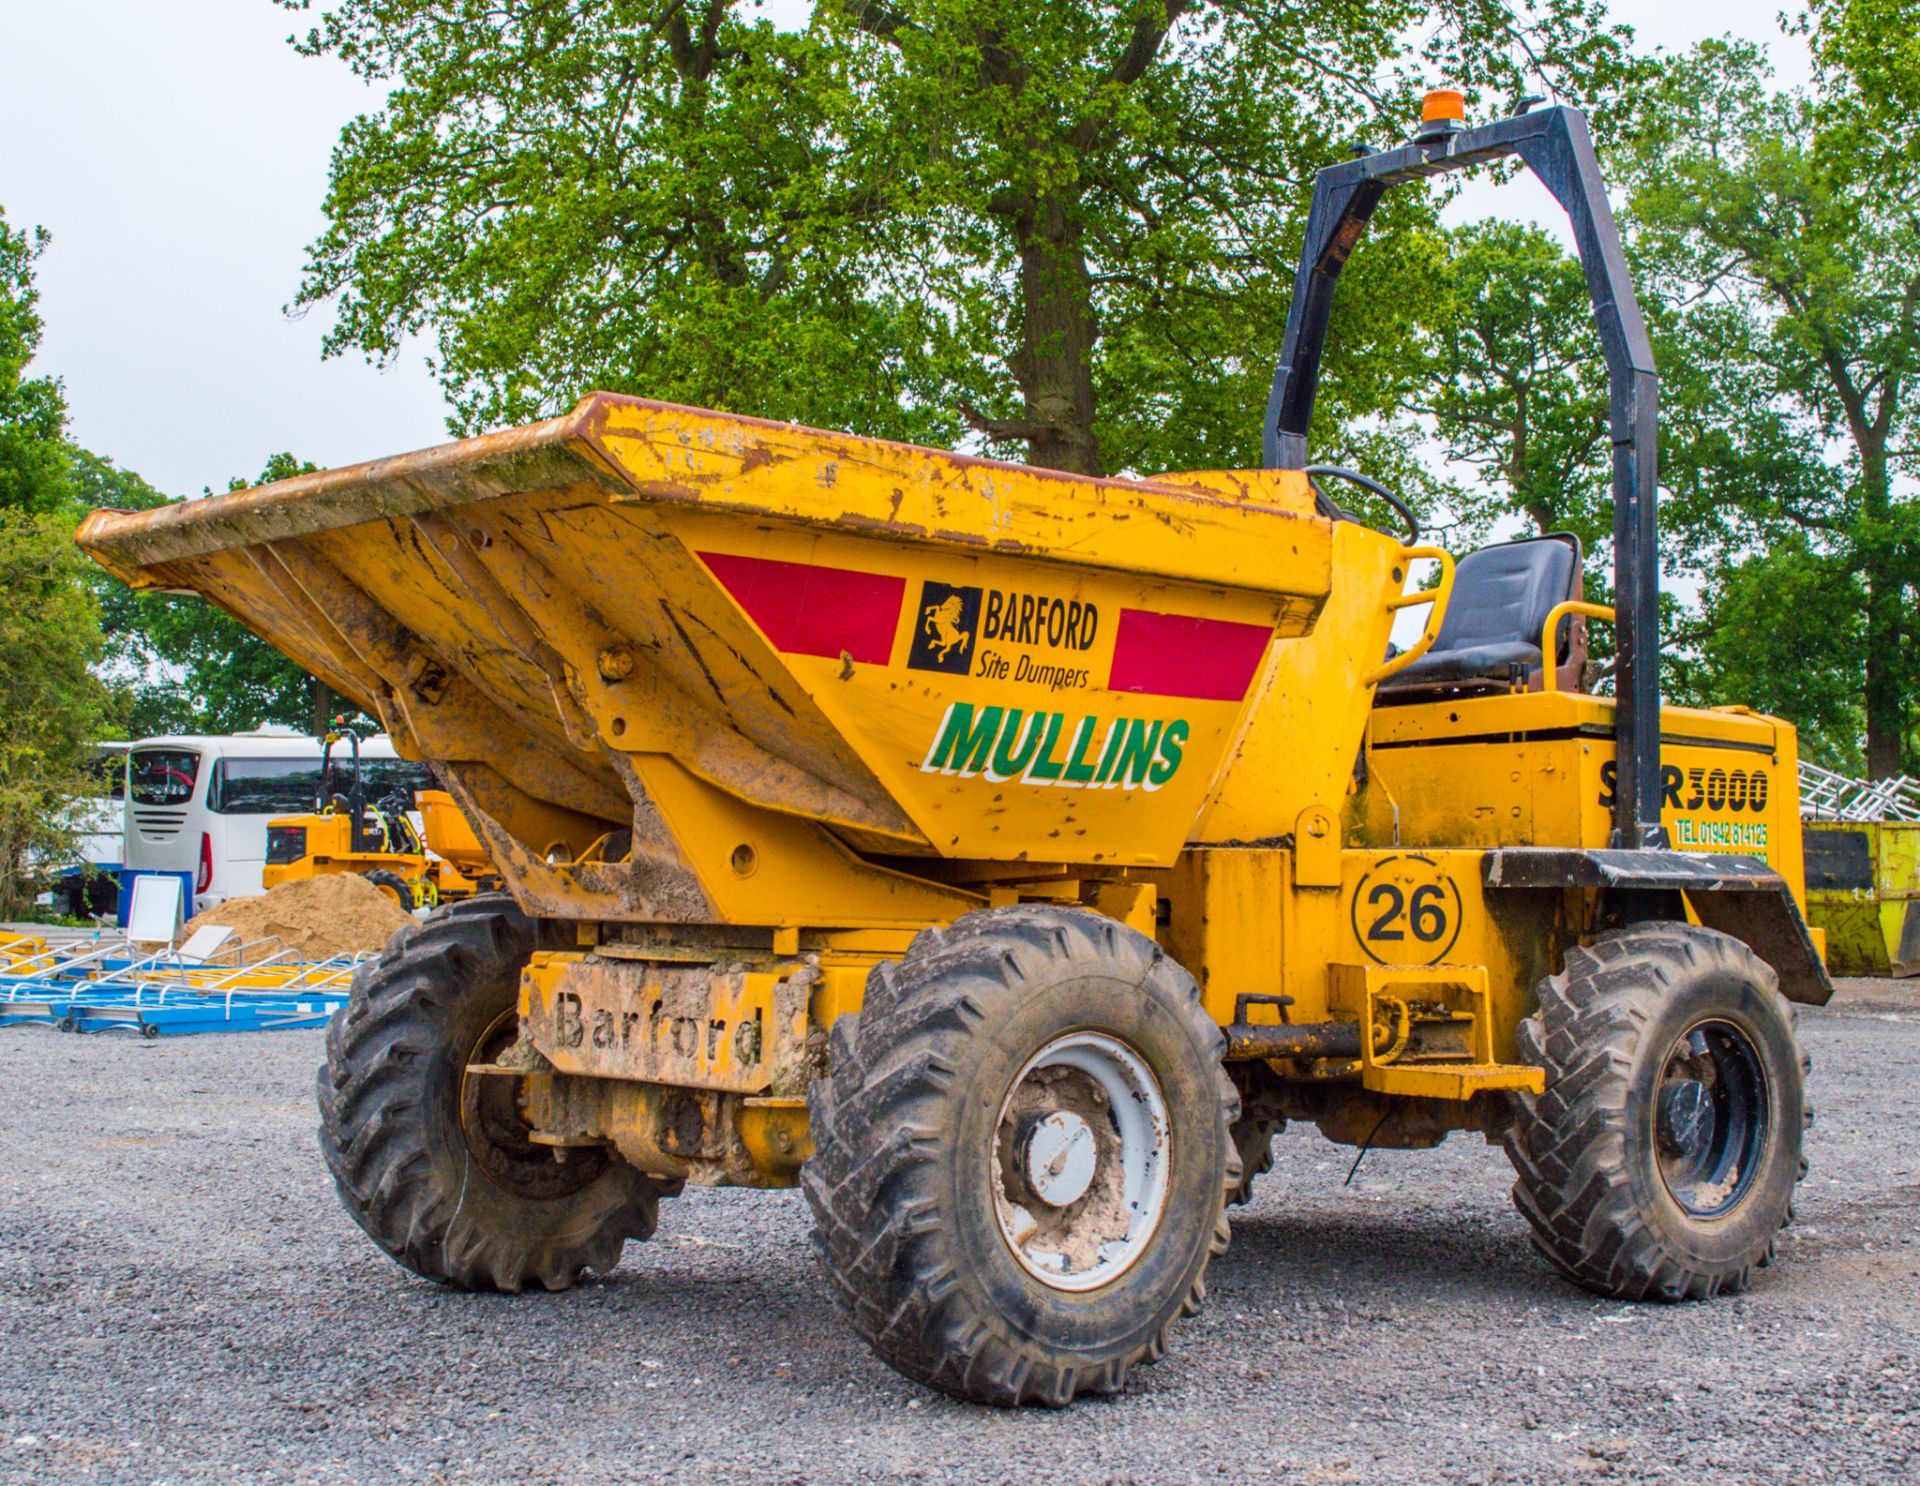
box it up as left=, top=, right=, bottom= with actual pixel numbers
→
left=1860, top=446, right=1905, bottom=778
left=1011, top=199, right=1104, bottom=476
left=1864, top=596, right=1902, bottom=778
left=309, top=677, right=337, bottom=738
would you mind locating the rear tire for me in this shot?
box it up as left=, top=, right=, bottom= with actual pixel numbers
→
left=1503, top=922, right=1809, bottom=1301
left=802, top=905, right=1238, bottom=1407
left=316, top=895, right=664, bottom=1292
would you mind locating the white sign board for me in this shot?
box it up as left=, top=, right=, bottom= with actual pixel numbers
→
left=126, top=874, right=185, bottom=945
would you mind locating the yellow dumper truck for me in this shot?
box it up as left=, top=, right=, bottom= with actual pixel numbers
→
left=261, top=725, right=495, bottom=909
left=77, top=96, right=1826, bottom=1407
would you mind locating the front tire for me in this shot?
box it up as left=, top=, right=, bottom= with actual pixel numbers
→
left=317, top=896, right=664, bottom=1292
left=802, top=905, right=1238, bottom=1407
left=362, top=868, right=414, bottom=911
left=1503, top=922, right=1809, bottom=1301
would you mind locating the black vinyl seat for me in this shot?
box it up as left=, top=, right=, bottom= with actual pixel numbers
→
left=1380, top=534, right=1582, bottom=694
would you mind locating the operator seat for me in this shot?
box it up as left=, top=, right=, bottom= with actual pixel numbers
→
left=1377, top=533, right=1587, bottom=697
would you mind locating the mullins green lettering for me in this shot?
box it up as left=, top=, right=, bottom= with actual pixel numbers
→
left=921, top=703, right=1188, bottom=791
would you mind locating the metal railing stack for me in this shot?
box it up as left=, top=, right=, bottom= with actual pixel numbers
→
left=1800, top=763, right=1920, bottom=823
left=0, top=930, right=364, bottom=1037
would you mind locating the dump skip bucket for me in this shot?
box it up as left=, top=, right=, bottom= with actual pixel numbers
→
left=79, top=394, right=1404, bottom=921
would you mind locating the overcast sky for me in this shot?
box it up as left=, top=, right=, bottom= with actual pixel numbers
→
left=0, top=1, right=1807, bottom=500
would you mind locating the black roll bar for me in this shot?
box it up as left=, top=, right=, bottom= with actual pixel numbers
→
left=1264, top=103, right=1667, bottom=850
left=319, top=724, right=379, bottom=853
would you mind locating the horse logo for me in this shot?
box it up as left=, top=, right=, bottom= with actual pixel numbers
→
left=906, top=581, right=982, bottom=675
left=924, top=595, right=972, bottom=664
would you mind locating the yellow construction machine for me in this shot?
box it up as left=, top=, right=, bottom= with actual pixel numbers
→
left=261, top=725, right=494, bottom=908
left=78, top=93, right=1827, bottom=1407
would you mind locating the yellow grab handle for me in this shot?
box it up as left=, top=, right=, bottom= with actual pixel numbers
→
left=1363, top=546, right=1456, bottom=687
left=1539, top=600, right=1614, bottom=693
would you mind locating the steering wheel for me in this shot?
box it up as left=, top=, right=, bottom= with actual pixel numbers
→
left=1304, top=465, right=1420, bottom=544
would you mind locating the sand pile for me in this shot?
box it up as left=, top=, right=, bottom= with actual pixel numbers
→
left=185, top=873, right=415, bottom=961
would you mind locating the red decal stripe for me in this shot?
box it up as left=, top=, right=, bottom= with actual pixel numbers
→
left=698, top=552, right=904, bottom=664
left=1107, top=608, right=1272, bottom=701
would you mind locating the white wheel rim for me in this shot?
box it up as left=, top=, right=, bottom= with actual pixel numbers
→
left=991, top=1031, right=1172, bottom=1293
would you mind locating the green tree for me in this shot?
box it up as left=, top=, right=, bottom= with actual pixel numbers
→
left=69, top=449, right=188, bottom=736
left=1414, top=219, right=1609, bottom=551
left=0, top=200, right=346, bottom=861
left=1695, top=540, right=1866, bottom=770
left=0, top=207, right=72, bottom=515
left=1806, top=0, right=1920, bottom=146
left=283, top=0, right=1625, bottom=477
left=0, top=510, right=111, bottom=917
left=0, top=209, right=108, bottom=913
left=1614, top=40, right=1920, bottom=776
left=285, top=0, right=962, bottom=450
left=1409, top=218, right=1709, bottom=695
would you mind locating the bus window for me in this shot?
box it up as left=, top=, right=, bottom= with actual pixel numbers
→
left=130, top=749, right=201, bottom=806
left=208, top=758, right=321, bottom=815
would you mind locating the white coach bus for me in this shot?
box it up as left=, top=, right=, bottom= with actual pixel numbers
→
left=121, top=726, right=433, bottom=913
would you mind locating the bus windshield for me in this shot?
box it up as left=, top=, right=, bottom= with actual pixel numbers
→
left=129, top=749, right=200, bottom=807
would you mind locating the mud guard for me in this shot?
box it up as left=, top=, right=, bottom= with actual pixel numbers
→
left=1484, top=848, right=1835, bottom=1006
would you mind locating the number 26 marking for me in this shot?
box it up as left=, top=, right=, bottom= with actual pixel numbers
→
left=1364, top=882, right=1450, bottom=943
left=1350, top=856, right=1464, bottom=965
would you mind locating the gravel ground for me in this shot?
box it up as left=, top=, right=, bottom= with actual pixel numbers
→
left=0, top=981, right=1913, bottom=1486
